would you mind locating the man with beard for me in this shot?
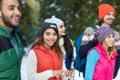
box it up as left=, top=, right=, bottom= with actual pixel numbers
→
left=0, top=0, right=24, bottom=80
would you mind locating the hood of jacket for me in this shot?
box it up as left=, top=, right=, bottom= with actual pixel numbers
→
left=0, top=26, right=11, bottom=38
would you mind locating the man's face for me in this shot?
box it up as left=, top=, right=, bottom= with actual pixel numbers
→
left=103, top=12, right=115, bottom=25
left=0, top=0, right=22, bottom=28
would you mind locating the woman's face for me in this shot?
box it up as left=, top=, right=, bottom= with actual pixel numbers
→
left=58, top=24, right=66, bottom=37
left=103, top=12, right=115, bottom=26
left=43, top=28, right=57, bottom=49
left=103, top=34, right=115, bottom=47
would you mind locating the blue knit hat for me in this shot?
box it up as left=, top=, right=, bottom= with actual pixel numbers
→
left=95, top=27, right=114, bottom=43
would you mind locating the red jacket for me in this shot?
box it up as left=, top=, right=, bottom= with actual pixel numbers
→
left=33, top=45, right=63, bottom=80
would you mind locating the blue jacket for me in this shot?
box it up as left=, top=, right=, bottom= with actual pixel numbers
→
left=74, top=26, right=97, bottom=75
left=85, top=49, right=99, bottom=80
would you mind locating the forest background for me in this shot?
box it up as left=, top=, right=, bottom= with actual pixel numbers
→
left=20, top=0, right=120, bottom=46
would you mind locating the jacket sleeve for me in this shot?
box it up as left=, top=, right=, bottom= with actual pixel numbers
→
left=85, top=49, right=99, bottom=80
left=27, top=50, right=53, bottom=80
left=79, top=41, right=98, bottom=59
left=113, top=49, right=120, bottom=78
left=65, top=52, right=72, bottom=69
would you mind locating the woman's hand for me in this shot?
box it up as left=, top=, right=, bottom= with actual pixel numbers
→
left=52, top=70, right=73, bottom=80
left=60, top=69, right=73, bottom=77
left=52, top=70, right=64, bottom=80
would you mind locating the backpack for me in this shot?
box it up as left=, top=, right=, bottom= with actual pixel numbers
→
left=74, top=26, right=97, bottom=76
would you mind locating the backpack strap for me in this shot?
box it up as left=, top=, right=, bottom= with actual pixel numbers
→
left=91, top=26, right=97, bottom=32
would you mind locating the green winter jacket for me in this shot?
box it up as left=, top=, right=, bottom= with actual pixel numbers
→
left=0, top=26, right=24, bottom=80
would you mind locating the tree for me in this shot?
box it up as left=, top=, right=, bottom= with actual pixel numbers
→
left=20, top=0, right=120, bottom=45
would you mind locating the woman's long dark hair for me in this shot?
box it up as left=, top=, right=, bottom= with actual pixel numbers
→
left=63, top=35, right=73, bottom=60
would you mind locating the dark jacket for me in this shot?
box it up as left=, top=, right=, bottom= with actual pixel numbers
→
left=114, top=49, right=120, bottom=78
left=0, top=26, right=24, bottom=80
left=79, top=41, right=97, bottom=58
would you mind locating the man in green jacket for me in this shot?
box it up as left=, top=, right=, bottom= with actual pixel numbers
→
left=0, top=0, right=24, bottom=80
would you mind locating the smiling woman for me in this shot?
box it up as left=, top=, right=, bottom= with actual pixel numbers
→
left=26, top=22, right=73, bottom=80
left=43, top=28, right=58, bottom=49
left=85, top=27, right=117, bottom=80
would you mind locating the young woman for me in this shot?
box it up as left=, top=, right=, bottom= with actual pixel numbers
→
left=85, top=27, right=118, bottom=80
left=27, top=22, right=72, bottom=80
left=45, top=16, right=75, bottom=79
left=45, top=16, right=74, bottom=68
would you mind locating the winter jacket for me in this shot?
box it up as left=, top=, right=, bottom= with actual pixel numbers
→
left=85, top=42, right=117, bottom=80
left=114, top=49, right=120, bottom=78
left=74, top=26, right=97, bottom=76
left=75, top=26, right=97, bottom=59
left=75, top=32, right=84, bottom=59
left=59, top=37, right=74, bottom=70
left=0, top=26, right=24, bottom=80
left=27, top=45, right=63, bottom=80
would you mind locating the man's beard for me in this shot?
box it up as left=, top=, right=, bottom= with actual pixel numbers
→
left=1, top=12, right=19, bottom=28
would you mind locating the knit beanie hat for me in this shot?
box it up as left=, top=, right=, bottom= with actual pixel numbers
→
left=95, top=27, right=114, bottom=43
left=98, top=4, right=115, bottom=20
left=84, top=27, right=95, bottom=36
left=44, top=16, right=64, bottom=27
left=40, top=22, right=58, bottom=36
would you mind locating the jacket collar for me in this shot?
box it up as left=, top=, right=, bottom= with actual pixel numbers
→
left=0, top=26, right=11, bottom=38
left=97, top=42, right=118, bottom=58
